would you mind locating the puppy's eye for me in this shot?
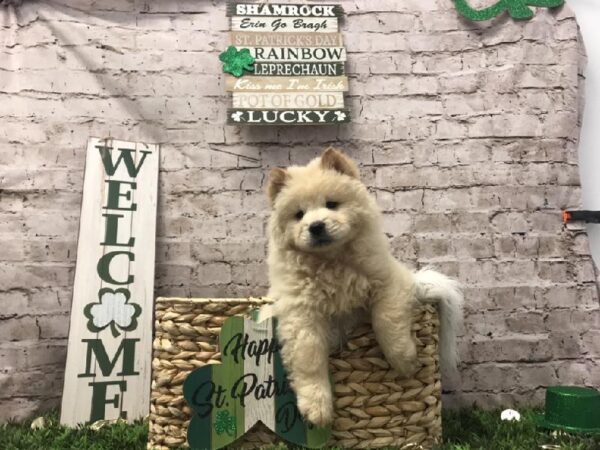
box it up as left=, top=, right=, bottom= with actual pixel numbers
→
left=295, top=210, right=304, bottom=220
left=326, top=201, right=339, bottom=210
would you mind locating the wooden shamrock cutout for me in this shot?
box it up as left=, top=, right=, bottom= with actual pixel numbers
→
left=183, top=311, right=331, bottom=450
left=219, top=46, right=255, bottom=77
left=454, top=0, right=564, bottom=21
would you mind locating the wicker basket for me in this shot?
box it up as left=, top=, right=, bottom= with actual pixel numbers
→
left=148, top=298, right=441, bottom=449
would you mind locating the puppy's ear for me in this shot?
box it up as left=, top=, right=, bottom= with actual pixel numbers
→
left=266, top=167, right=288, bottom=205
left=320, top=147, right=360, bottom=178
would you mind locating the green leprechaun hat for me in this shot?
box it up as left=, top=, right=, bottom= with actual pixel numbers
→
left=536, top=386, right=600, bottom=434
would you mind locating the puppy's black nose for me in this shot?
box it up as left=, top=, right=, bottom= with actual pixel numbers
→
left=309, top=221, right=326, bottom=236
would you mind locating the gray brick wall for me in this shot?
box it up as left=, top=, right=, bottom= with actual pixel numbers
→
left=1, top=0, right=599, bottom=421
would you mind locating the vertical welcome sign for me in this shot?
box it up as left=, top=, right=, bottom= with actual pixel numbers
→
left=60, top=138, right=159, bottom=425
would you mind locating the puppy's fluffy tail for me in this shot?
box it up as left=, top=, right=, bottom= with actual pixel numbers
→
left=414, top=267, right=464, bottom=373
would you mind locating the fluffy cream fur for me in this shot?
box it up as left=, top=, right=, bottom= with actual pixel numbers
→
left=266, top=148, right=463, bottom=426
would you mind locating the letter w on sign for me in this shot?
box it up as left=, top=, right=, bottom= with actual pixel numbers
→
left=60, top=138, right=160, bottom=426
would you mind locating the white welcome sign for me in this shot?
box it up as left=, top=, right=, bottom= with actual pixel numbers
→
left=60, top=138, right=159, bottom=426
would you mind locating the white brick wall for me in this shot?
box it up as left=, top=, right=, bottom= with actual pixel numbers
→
left=0, top=0, right=598, bottom=421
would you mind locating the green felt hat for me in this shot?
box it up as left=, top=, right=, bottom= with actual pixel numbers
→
left=536, top=386, right=600, bottom=434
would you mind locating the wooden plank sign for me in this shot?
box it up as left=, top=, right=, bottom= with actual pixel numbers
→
left=225, top=76, right=348, bottom=92
left=60, top=138, right=159, bottom=426
left=231, top=17, right=338, bottom=33
left=249, top=47, right=346, bottom=62
left=231, top=32, right=343, bottom=47
left=253, top=62, right=345, bottom=76
left=183, top=311, right=331, bottom=449
left=233, top=92, right=344, bottom=109
left=227, top=3, right=343, bottom=17
left=227, top=109, right=350, bottom=125
left=224, top=2, right=349, bottom=125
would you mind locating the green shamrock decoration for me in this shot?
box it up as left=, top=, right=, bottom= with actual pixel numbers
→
left=214, top=410, right=236, bottom=437
left=84, top=288, right=141, bottom=337
left=454, top=0, right=564, bottom=21
left=219, top=46, right=255, bottom=77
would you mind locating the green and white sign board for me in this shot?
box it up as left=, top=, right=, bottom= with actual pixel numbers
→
left=183, top=311, right=331, bottom=449
left=223, top=2, right=350, bottom=125
left=60, top=138, right=160, bottom=425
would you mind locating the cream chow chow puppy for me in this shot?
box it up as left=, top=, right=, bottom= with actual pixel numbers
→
left=265, top=148, right=463, bottom=426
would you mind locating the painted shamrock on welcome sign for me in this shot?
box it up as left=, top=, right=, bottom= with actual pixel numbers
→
left=84, top=289, right=141, bottom=337
left=454, top=0, right=564, bottom=21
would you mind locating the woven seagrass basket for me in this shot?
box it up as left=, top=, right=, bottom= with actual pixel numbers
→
left=148, top=298, right=441, bottom=449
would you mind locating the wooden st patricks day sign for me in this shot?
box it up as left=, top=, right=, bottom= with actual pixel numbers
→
left=183, top=311, right=331, bottom=449
left=60, top=138, right=159, bottom=425
left=223, top=2, right=350, bottom=125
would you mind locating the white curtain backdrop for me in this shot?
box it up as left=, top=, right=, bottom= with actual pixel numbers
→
left=569, top=0, right=600, bottom=268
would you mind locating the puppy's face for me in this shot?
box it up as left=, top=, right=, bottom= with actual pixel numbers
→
left=267, top=148, right=373, bottom=253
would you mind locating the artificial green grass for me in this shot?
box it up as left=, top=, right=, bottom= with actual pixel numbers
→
left=0, top=412, right=148, bottom=450
left=1, top=409, right=599, bottom=450
left=441, top=409, right=600, bottom=450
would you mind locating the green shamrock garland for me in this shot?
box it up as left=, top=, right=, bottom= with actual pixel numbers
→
left=219, top=46, right=255, bottom=77
left=454, top=0, right=564, bottom=21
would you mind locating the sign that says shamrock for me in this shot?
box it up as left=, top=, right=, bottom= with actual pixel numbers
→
left=223, top=3, right=350, bottom=125
left=183, top=311, right=331, bottom=449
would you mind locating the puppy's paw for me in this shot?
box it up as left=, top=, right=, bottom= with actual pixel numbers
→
left=393, top=356, right=419, bottom=379
left=387, top=340, right=420, bottom=379
left=297, top=387, right=333, bottom=427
